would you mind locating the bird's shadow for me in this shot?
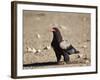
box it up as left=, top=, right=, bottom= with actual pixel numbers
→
left=23, top=62, right=58, bottom=67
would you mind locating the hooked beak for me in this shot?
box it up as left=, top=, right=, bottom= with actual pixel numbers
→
left=49, top=28, right=55, bottom=32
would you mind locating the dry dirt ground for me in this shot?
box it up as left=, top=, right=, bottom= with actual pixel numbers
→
left=23, top=10, right=91, bottom=69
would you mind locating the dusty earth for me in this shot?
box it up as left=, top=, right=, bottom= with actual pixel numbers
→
left=23, top=10, right=91, bottom=69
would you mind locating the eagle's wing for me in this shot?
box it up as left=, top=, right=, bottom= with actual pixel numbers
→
left=59, top=40, right=79, bottom=55
left=59, top=40, right=71, bottom=49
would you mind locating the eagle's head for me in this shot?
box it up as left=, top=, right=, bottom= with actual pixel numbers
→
left=50, top=27, right=62, bottom=43
left=50, top=27, right=59, bottom=32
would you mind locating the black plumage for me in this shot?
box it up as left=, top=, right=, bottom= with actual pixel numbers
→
left=51, top=27, right=79, bottom=64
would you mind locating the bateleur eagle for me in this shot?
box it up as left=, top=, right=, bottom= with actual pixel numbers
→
left=50, top=27, right=79, bottom=64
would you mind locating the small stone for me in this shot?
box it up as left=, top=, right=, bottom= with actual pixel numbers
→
left=32, top=48, right=36, bottom=53
left=77, top=55, right=81, bottom=58
left=81, top=45, right=87, bottom=48
left=44, top=46, right=51, bottom=50
left=26, top=47, right=33, bottom=53
left=83, top=45, right=87, bottom=48
left=85, top=60, right=90, bottom=64
left=80, top=54, right=88, bottom=60
left=47, top=46, right=51, bottom=50
left=86, top=39, right=90, bottom=42
left=36, top=33, right=41, bottom=39
left=37, top=49, right=41, bottom=53
left=77, top=54, right=84, bottom=58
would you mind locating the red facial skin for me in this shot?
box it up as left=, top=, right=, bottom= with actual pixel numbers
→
left=49, top=28, right=56, bottom=32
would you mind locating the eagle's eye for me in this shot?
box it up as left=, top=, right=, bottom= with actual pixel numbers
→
left=50, top=28, right=56, bottom=32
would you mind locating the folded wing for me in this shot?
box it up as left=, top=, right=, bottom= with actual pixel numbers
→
left=60, top=40, right=79, bottom=55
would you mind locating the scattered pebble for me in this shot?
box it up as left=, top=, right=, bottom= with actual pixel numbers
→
left=83, top=56, right=88, bottom=60
left=86, top=39, right=90, bottom=42
left=44, top=46, right=51, bottom=50
left=77, top=55, right=81, bottom=58
left=32, top=48, right=37, bottom=53
left=26, top=47, right=37, bottom=53
left=26, top=47, right=33, bottom=53
left=36, top=33, right=41, bottom=39
left=82, top=45, right=87, bottom=48
left=80, top=43, right=87, bottom=48
left=85, top=59, right=90, bottom=64
left=37, top=49, right=41, bottom=53
left=77, top=54, right=84, bottom=58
